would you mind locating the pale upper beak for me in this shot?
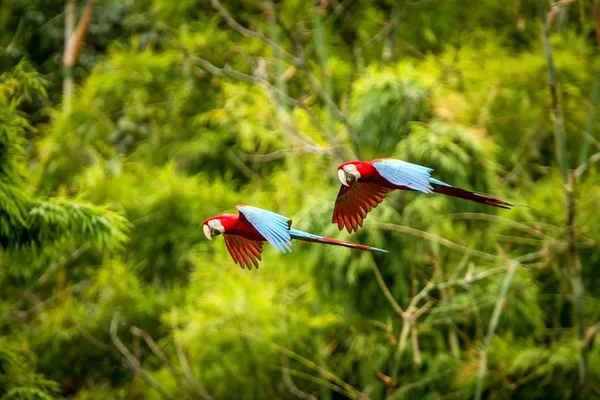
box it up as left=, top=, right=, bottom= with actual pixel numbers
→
left=203, top=224, right=213, bottom=240
left=338, top=168, right=357, bottom=187
left=338, top=169, right=349, bottom=186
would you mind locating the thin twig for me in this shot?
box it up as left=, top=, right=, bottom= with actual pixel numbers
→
left=238, top=146, right=333, bottom=162
left=284, top=368, right=358, bottom=399
left=579, top=66, right=600, bottom=166
left=436, top=212, right=556, bottom=241
left=281, top=354, right=318, bottom=400
left=391, top=371, right=451, bottom=397
left=243, top=333, right=363, bottom=399
left=369, top=254, right=404, bottom=316
left=210, top=0, right=359, bottom=158
left=410, top=324, right=422, bottom=366
left=131, top=327, right=213, bottom=400
left=171, top=321, right=208, bottom=399
left=574, top=151, right=600, bottom=178
left=254, top=57, right=336, bottom=156
left=394, top=318, right=411, bottom=361
left=190, top=56, right=332, bottom=152
left=375, top=223, right=501, bottom=262
left=361, top=2, right=407, bottom=51
left=312, top=4, right=340, bottom=158
left=226, top=150, right=262, bottom=181
left=110, top=313, right=176, bottom=400
left=210, top=0, right=298, bottom=64
left=73, top=319, right=113, bottom=352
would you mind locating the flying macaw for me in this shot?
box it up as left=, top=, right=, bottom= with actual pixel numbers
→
left=334, top=158, right=512, bottom=233
left=203, top=205, right=388, bottom=269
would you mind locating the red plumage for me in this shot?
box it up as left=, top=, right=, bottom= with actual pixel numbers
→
left=204, top=205, right=388, bottom=270
left=333, top=160, right=512, bottom=233
left=204, top=213, right=266, bottom=269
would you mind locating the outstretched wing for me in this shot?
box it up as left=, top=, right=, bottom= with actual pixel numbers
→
left=224, top=235, right=264, bottom=270
left=236, top=205, right=292, bottom=253
left=332, top=182, right=393, bottom=233
left=373, top=158, right=434, bottom=193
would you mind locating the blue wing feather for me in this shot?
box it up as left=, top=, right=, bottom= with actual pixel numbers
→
left=430, top=177, right=451, bottom=187
left=373, top=159, right=438, bottom=193
left=236, top=205, right=293, bottom=253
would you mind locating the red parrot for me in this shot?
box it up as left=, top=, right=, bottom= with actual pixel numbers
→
left=333, top=158, right=512, bottom=233
left=203, top=205, right=388, bottom=270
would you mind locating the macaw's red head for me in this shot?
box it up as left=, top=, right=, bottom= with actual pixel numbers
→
left=337, top=161, right=373, bottom=186
left=202, top=214, right=237, bottom=240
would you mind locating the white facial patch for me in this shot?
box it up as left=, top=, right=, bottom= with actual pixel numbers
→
left=343, top=164, right=361, bottom=180
left=204, top=219, right=225, bottom=240
left=208, top=219, right=224, bottom=231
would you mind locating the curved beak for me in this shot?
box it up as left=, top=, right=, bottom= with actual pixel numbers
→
left=203, top=224, right=213, bottom=240
left=338, top=169, right=350, bottom=187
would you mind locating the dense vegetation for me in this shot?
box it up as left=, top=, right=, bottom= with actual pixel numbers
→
left=1, top=0, right=600, bottom=398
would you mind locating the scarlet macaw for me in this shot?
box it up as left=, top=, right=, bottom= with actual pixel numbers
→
left=334, top=158, right=512, bottom=233
left=203, top=205, right=388, bottom=269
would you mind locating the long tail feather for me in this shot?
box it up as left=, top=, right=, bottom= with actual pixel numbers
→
left=431, top=180, right=512, bottom=209
left=289, top=228, right=388, bottom=253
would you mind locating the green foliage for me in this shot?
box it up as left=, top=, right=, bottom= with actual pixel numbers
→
left=352, top=68, right=431, bottom=157
left=1, top=1, right=600, bottom=399
left=0, top=345, right=59, bottom=400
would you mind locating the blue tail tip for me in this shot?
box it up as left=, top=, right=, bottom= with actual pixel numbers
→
left=373, top=247, right=389, bottom=253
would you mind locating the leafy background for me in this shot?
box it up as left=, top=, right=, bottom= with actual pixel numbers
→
left=1, top=0, right=600, bottom=399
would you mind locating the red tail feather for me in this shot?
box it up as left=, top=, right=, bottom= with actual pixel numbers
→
left=315, top=236, right=387, bottom=252
left=433, top=186, right=512, bottom=209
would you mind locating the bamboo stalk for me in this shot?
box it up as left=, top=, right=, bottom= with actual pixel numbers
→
left=538, top=0, right=588, bottom=395
left=474, top=261, right=518, bottom=400
left=539, top=1, right=568, bottom=183
left=63, top=0, right=75, bottom=112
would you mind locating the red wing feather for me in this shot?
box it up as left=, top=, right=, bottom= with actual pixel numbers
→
left=224, top=235, right=264, bottom=270
left=332, top=182, right=393, bottom=233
